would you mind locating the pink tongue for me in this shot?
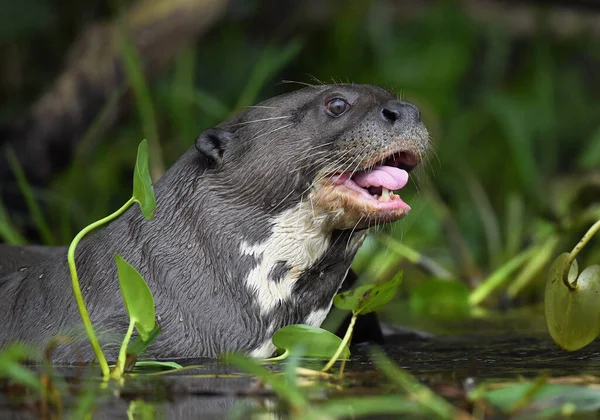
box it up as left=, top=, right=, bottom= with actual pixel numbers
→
left=353, top=166, right=409, bottom=190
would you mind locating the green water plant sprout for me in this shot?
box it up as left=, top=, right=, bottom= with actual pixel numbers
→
left=322, top=271, right=403, bottom=372
left=67, top=139, right=157, bottom=378
left=545, top=219, right=600, bottom=351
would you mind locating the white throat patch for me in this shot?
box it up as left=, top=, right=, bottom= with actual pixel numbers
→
left=240, top=202, right=333, bottom=316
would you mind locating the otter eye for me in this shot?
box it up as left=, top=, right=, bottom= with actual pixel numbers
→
left=325, top=98, right=350, bottom=117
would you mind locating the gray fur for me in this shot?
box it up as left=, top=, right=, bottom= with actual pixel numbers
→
left=0, top=84, right=429, bottom=362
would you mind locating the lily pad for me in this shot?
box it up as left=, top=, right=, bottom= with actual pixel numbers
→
left=545, top=252, right=600, bottom=351
left=132, top=139, right=156, bottom=220
left=334, top=272, right=403, bottom=315
left=272, top=325, right=349, bottom=360
left=115, top=255, right=156, bottom=340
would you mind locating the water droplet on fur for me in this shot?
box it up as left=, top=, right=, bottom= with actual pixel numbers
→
left=39, top=273, right=44, bottom=279
left=179, top=315, right=183, bottom=322
left=18, top=267, right=27, bottom=272
left=156, top=315, right=162, bottom=323
left=186, top=244, right=192, bottom=249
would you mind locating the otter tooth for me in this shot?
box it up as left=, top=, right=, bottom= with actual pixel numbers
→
left=380, top=187, right=390, bottom=202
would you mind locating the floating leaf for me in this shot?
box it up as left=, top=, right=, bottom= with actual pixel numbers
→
left=486, top=382, right=600, bottom=417
left=545, top=253, right=600, bottom=351
left=115, top=255, right=156, bottom=340
left=132, top=139, right=156, bottom=220
left=272, top=325, right=349, bottom=360
left=334, top=272, right=403, bottom=315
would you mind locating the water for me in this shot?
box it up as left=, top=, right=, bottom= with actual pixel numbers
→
left=3, top=314, right=600, bottom=418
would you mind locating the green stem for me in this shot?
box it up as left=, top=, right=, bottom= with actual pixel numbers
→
left=67, top=197, right=135, bottom=378
left=563, top=219, right=600, bottom=289
left=112, top=318, right=136, bottom=379
left=321, top=313, right=356, bottom=373
left=469, top=246, right=537, bottom=306
left=262, top=349, right=289, bottom=362
left=379, top=234, right=453, bottom=280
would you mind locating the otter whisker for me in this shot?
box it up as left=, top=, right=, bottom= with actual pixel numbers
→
left=278, top=80, right=315, bottom=88
left=243, top=105, right=278, bottom=109
left=233, top=116, right=291, bottom=126
left=346, top=216, right=365, bottom=249
left=251, top=123, right=294, bottom=141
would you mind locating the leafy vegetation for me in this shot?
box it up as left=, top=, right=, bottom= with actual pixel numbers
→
left=1, top=0, right=600, bottom=418
left=545, top=220, right=600, bottom=351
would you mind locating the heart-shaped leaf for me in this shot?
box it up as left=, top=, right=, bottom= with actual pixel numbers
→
left=132, top=139, right=156, bottom=220
left=545, top=253, right=600, bottom=351
left=115, top=255, right=156, bottom=340
left=272, top=325, right=349, bottom=360
left=334, top=272, right=403, bottom=315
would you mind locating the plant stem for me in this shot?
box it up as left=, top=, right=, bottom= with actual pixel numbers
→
left=67, top=197, right=135, bottom=378
left=563, top=219, right=600, bottom=289
left=262, top=350, right=289, bottom=362
left=338, top=328, right=354, bottom=380
left=322, top=313, right=356, bottom=373
left=468, top=246, right=537, bottom=306
left=112, top=318, right=136, bottom=379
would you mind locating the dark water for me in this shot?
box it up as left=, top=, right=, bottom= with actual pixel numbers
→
left=2, top=330, right=600, bottom=419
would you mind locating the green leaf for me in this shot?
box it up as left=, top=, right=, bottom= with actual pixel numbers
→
left=115, top=254, right=156, bottom=340
left=124, top=326, right=161, bottom=372
left=271, top=325, right=349, bottom=360
left=132, top=361, right=183, bottom=372
left=333, top=272, right=403, bottom=315
left=127, top=326, right=161, bottom=357
left=545, top=253, right=600, bottom=351
left=0, top=344, right=42, bottom=393
left=0, top=199, right=26, bottom=244
left=485, top=382, right=600, bottom=417
left=132, top=139, right=157, bottom=220
left=5, top=147, right=55, bottom=244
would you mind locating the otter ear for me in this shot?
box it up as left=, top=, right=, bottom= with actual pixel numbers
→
left=195, top=128, right=233, bottom=166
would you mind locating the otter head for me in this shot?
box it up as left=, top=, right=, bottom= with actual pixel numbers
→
left=195, top=84, right=429, bottom=232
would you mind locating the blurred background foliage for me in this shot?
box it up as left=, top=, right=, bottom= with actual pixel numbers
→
left=1, top=0, right=599, bottom=334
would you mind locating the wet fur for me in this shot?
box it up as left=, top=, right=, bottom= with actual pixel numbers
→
left=0, top=84, right=428, bottom=361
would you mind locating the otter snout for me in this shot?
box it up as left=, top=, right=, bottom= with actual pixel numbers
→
left=380, top=100, right=421, bottom=125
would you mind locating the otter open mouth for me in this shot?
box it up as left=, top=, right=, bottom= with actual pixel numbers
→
left=331, top=150, right=417, bottom=211
left=336, top=151, right=416, bottom=201
left=313, top=149, right=420, bottom=229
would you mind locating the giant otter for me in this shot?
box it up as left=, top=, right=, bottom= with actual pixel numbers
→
left=0, top=84, right=429, bottom=361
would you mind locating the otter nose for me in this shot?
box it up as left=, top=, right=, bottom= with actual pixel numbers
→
left=380, top=100, right=421, bottom=125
